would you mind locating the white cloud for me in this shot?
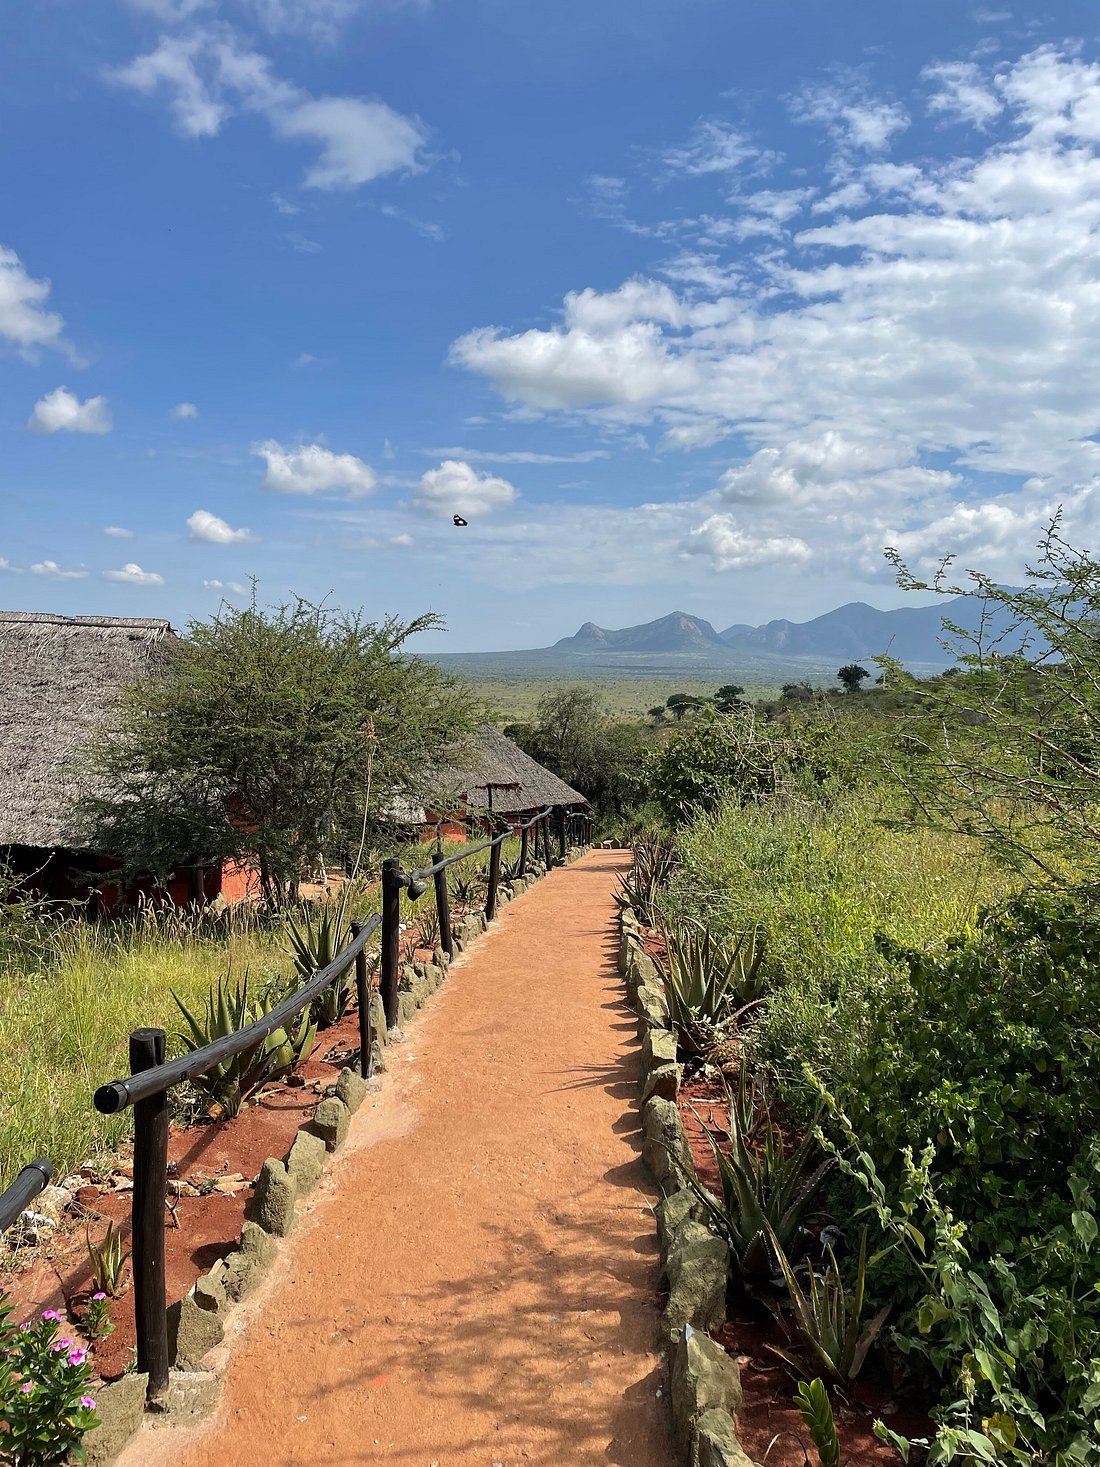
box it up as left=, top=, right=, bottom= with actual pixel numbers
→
left=286, top=232, right=323, bottom=253
left=187, top=508, right=256, bottom=543
left=104, top=526, right=134, bottom=538
left=275, top=97, right=427, bottom=190
left=425, top=446, right=610, bottom=465
left=204, top=577, right=248, bottom=594
left=414, top=459, right=518, bottom=518
left=790, top=79, right=909, bottom=153
left=390, top=532, right=413, bottom=546
left=29, top=560, right=88, bottom=580
left=924, top=60, right=1003, bottom=128
left=28, top=387, right=112, bottom=435
left=0, top=559, right=20, bottom=574
left=658, top=119, right=778, bottom=179
left=683, top=516, right=812, bottom=571
left=171, top=401, right=198, bottom=419
left=451, top=46, right=1100, bottom=584
left=254, top=439, right=377, bottom=494
left=104, top=563, right=164, bottom=585
left=270, top=191, right=300, bottom=215
left=109, top=29, right=428, bottom=190
left=0, top=247, right=72, bottom=358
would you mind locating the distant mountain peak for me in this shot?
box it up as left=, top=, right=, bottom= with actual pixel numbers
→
left=555, top=610, right=727, bottom=654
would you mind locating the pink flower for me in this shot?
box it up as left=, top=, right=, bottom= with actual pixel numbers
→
left=20, top=1383, right=32, bottom=1394
left=67, top=1348, right=87, bottom=1367
left=58, top=1338, right=73, bottom=1349
left=42, top=1309, right=61, bottom=1321
left=80, top=1396, right=96, bottom=1411
left=91, top=1292, right=106, bottom=1302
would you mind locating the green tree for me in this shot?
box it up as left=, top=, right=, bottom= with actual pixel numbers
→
left=883, top=517, right=1100, bottom=881
left=837, top=663, right=870, bottom=694
left=80, top=597, right=475, bottom=907
left=713, top=683, right=746, bottom=714
left=508, top=686, right=647, bottom=818
left=666, top=692, right=707, bottom=721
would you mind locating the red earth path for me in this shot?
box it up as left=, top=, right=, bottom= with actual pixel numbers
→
left=123, top=850, right=674, bottom=1467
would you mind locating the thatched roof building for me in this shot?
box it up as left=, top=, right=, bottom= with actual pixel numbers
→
left=426, top=723, right=585, bottom=817
left=0, top=612, right=177, bottom=850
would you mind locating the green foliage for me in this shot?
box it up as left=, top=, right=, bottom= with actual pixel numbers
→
left=172, top=970, right=316, bottom=1117
left=666, top=692, right=707, bottom=720
left=766, top=1226, right=889, bottom=1382
left=884, top=516, right=1100, bottom=882
left=836, top=664, right=870, bottom=694
left=659, top=923, right=763, bottom=1059
left=795, top=1378, right=841, bottom=1467
left=84, top=1222, right=128, bottom=1298
left=686, top=1066, right=832, bottom=1280
left=615, top=832, right=678, bottom=925
left=505, top=686, right=650, bottom=817
left=80, top=596, right=476, bottom=907
left=714, top=684, right=746, bottom=714
left=0, top=1303, right=99, bottom=1465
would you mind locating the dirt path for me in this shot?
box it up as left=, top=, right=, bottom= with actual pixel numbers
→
left=125, top=851, right=672, bottom=1467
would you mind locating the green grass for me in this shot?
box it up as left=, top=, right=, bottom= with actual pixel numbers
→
left=0, top=835, right=529, bottom=1187
left=660, top=790, right=1024, bottom=1100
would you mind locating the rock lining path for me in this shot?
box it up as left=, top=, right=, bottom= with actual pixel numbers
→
left=124, top=850, right=673, bottom=1467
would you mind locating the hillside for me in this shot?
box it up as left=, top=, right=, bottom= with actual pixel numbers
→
left=554, top=611, right=728, bottom=654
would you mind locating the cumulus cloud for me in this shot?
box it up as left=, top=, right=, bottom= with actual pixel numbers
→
left=187, top=508, right=256, bottom=543
left=171, top=401, right=198, bottom=418
left=104, top=563, right=164, bottom=585
left=658, top=119, right=779, bottom=179
left=0, top=247, right=70, bottom=358
left=29, top=560, right=88, bottom=580
left=108, top=28, right=428, bottom=189
left=451, top=46, right=1100, bottom=582
left=28, top=387, right=112, bottom=435
left=683, top=516, right=812, bottom=571
left=790, top=79, right=909, bottom=152
left=105, top=526, right=134, bottom=538
left=413, top=459, right=518, bottom=518
left=254, top=439, right=377, bottom=494
left=204, top=577, right=248, bottom=594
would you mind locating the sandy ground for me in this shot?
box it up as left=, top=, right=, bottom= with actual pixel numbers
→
left=122, top=851, right=673, bottom=1467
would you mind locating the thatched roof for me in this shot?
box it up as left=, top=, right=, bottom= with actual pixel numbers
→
left=0, top=612, right=177, bottom=850
left=429, top=723, right=586, bottom=815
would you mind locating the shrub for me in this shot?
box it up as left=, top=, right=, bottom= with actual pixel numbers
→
left=0, top=1304, right=99, bottom=1465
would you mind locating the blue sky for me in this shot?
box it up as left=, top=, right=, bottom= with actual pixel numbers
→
left=4, top=2, right=1100, bottom=649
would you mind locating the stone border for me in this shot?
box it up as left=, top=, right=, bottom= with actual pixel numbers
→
left=619, top=905, right=760, bottom=1467
left=89, top=845, right=589, bottom=1465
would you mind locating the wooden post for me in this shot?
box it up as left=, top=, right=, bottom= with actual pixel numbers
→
left=130, top=1028, right=170, bottom=1405
left=485, top=827, right=502, bottom=921
left=541, top=814, right=552, bottom=868
left=432, top=838, right=454, bottom=961
left=351, top=922, right=372, bottom=1078
left=519, top=820, right=529, bottom=879
left=380, top=859, right=402, bottom=1030
left=555, top=806, right=567, bottom=864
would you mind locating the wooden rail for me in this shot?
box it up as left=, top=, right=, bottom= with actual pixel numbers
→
left=90, top=804, right=590, bottom=1404
left=0, top=1158, right=53, bottom=1234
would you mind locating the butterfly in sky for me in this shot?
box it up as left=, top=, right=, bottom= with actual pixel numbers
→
left=453, top=515, right=468, bottom=527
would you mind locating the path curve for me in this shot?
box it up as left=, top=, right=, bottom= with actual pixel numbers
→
left=126, top=850, right=672, bottom=1467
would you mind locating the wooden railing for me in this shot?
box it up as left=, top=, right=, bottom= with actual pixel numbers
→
left=89, top=803, right=589, bottom=1402
left=0, top=1159, right=53, bottom=1234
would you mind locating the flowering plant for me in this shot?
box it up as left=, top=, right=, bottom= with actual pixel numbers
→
left=0, top=1300, right=99, bottom=1464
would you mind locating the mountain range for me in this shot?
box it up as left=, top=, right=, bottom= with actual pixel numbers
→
left=428, top=596, right=1024, bottom=683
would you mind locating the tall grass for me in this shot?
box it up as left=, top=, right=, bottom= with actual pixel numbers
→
left=0, top=915, right=295, bottom=1186
left=659, top=790, right=1023, bottom=1104
left=0, top=835, right=524, bottom=1187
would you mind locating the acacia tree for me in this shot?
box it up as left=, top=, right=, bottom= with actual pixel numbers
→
left=837, top=663, right=870, bottom=693
left=80, top=597, right=476, bottom=907
left=507, top=686, right=647, bottom=817
left=882, top=517, right=1100, bottom=882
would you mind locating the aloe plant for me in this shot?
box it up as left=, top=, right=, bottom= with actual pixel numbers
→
left=767, top=1225, right=890, bottom=1382
left=418, top=906, right=441, bottom=952
left=173, top=971, right=317, bottom=1117
left=86, top=1220, right=129, bottom=1297
left=283, top=889, right=354, bottom=1028
left=796, top=1379, right=841, bottom=1467
left=686, top=1065, right=832, bottom=1280
left=615, top=832, right=677, bottom=924
left=660, top=922, right=764, bottom=1058
left=449, top=874, right=481, bottom=912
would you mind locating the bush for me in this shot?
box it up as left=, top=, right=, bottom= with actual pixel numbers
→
left=0, top=1305, right=99, bottom=1465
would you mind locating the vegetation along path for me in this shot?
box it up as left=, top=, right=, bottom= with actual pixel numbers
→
left=126, top=850, right=672, bottom=1467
